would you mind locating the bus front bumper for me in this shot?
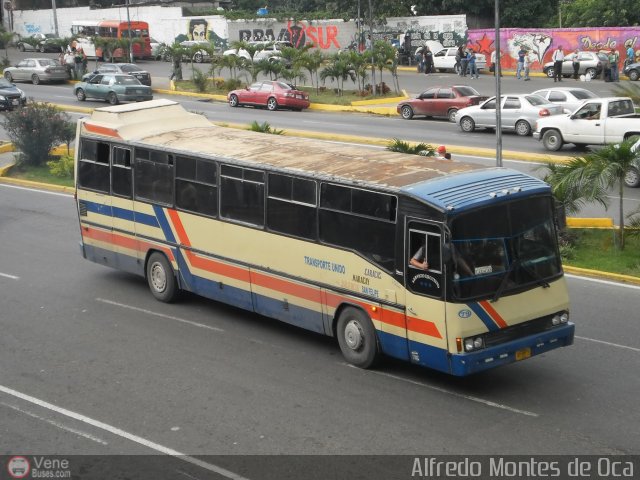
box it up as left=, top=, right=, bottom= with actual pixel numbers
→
left=449, top=322, right=575, bottom=376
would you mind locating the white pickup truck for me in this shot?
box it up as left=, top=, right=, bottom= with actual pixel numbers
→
left=533, top=97, right=640, bottom=151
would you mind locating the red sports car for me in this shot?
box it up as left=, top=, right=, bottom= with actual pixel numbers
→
left=228, top=80, right=310, bottom=111
left=397, top=85, right=488, bottom=122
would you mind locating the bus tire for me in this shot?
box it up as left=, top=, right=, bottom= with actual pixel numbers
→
left=336, top=306, right=379, bottom=368
left=146, top=252, right=179, bottom=303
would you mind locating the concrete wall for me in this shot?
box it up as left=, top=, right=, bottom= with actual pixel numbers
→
left=5, top=7, right=466, bottom=54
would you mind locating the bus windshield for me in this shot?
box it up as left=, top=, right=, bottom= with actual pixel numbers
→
left=449, top=196, right=561, bottom=300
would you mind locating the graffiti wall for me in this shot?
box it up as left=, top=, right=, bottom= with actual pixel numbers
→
left=468, top=27, right=640, bottom=70
left=385, top=15, right=467, bottom=50
left=174, top=17, right=228, bottom=50
left=227, top=19, right=352, bottom=51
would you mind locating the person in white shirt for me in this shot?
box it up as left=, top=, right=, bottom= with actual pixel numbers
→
left=552, top=45, right=564, bottom=82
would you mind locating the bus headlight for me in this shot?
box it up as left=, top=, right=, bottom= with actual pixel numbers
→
left=464, top=336, right=485, bottom=352
left=552, top=311, right=569, bottom=325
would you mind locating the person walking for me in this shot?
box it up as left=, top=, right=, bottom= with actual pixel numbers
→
left=64, top=50, right=76, bottom=79
left=424, top=46, right=434, bottom=74
left=552, top=45, right=564, bottom=82
left=455, top=46, right=464, bottom=75
left=468, top=49, right=479, bottom=79
left=609, top=48, right=620, bottom=82
left=572, top=50, right=580, bottom=80
left=625, top=43, right=634, bottom=68
left=523, top=53, right=530, bottom=81
left=460, top=48, right=469, bottom=77
left=516, top=46, right=526, bottom=79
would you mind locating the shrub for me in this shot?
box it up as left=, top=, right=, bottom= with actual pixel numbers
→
left=47, top=154, right=74, bottom=178
left=1, top=102, right=72, bottom=167
left=249, top=121, right=284, bottom=135
left=191, top=68, right=209, bottom=93
left=224, top=78, right=242, bottom=91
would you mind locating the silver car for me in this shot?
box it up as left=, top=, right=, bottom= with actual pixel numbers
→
left=456, top=94, right=565, bottom=136
left=542, top=51, right=608, bottom=79
left=3, top=58, right=68, bottom=85
left=532, top=87, right=599, bottom=113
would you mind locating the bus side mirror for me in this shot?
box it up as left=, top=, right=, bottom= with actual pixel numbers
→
left=442, top=244, right=452, bottom=263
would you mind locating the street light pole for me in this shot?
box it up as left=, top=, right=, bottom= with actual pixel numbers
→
left=368, top=0, right=376, bottom=94
left=125, top=0, right=133, bottom=62
left=495, top=0, right=503, bottom=167
left=51, top=0, right=59, bottom=37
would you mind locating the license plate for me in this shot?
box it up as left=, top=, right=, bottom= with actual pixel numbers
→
left=11, top=99, right=19, bottom=106
left=296, top=94, right=302, bottom=99
left=515, top=347, right=531, bottom=361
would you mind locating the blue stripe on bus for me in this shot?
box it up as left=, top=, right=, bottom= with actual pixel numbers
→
left=83, top=200, right=159, bottom=227
left=467, top=302, right=500, bottom=332
left=377, top=330, right=411, bottom=362
left=152, top=205, right=177, bottom=244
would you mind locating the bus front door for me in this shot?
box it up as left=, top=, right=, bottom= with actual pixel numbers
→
left=405, top=221, right=449, bottom=372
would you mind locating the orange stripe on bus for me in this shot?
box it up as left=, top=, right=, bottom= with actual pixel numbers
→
left=83, top=226, right=174, bottom=261
left=251, top=271, right=322, bottom=303
left=479, top=300, right=508, bottom=329
left=84, top=123, right=122, bottom=139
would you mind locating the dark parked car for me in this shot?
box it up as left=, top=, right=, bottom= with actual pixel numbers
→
left=82, top=63, right=152, bottom=86
left=228, top=80, right=309, bottom=111
left=74, top=74, right=153, bottom=105
left=0, top=78, right=27, bottom=111
left=16, top=33, right=62, bottom=53
left=397, top=85, right=488, bottom=122
left=623, top=61, right=640, bottom=81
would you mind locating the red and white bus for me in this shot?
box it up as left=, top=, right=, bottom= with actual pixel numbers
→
left=71, top=20, right=152, bottom=61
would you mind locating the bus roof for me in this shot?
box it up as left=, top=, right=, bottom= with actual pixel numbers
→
left=80, top=100, right=550, bottom=212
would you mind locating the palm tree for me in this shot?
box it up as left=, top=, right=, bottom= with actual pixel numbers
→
left=0, top=30, right=15, bottom=67
left=346, top=50, right=369, bottom=93
left=369, top=40, right=396, bottom=95
left=159, top=42, right=188, bottom=81
left=320, top=53, right=354, bottom=96
left=542, top=139, right=640, bottom=249
left=301, top=49, right=325, bottom=94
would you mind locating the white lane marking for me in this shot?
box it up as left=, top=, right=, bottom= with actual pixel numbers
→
left=96, top=298, right=225, bottom=333
left=1, top=401, right=108, bottom=445
left=0, top=272, right=19, bottom=280
left=575, top=336, right=640, bottom=353
left=0, top=384, right=250, bottom=480
left=0, top=183, right=72, bottom=197
left=344, top=364, right=538, bottom=417
left=565, top=273, right=640, bottom=290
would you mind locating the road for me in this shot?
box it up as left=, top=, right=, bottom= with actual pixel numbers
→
left=3, top=49, right=640, bottom=219
left=1, top=184, right=639, bottom=478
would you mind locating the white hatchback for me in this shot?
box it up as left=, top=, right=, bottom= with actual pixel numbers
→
left=532, top=87, right=599, bottom=114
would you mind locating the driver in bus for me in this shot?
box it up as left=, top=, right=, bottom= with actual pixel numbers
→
left=409, top=245, right=429, bottom=270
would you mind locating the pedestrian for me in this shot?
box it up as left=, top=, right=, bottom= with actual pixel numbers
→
left=516, top=45, right=526, bottom=79
left=468, top=49, right=479, bottom=79
left=602, top=52, right=612, bottom=82
left=460, top=48, right=469, bottom=77
left=490, top=50, right=503, bottom=76
left=455, top=46, right=464, bottom=75
left=423, top=46, right=434, bottom=75
left=73, top=47, right=84, bottom=79
left=625, top=42, right=634, bottom=68
left=572, top=50, right=580, bottom=80
left=523, top=52, right=530, bottom=81
left=64, top=49, right=76, bottom=79
left=552, top=45, right=564, bottom=82
left=609, top=48, right=619, bottom=82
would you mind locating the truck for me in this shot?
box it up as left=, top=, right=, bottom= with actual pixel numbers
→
left=533, top=97, right=640, bottom=151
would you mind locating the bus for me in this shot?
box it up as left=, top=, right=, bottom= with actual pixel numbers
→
left=74, top=99, right=575, bottom=376
left=71, top=20, right=152, bottom=61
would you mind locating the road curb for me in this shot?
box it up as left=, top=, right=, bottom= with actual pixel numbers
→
left=563, top=265, right=640, bottom=286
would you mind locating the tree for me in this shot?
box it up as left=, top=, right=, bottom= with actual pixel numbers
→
left=542, top=139, right=640, bottom=249
left=320, top=53, right=355, bottom=96
left=301, top=49, right=325, bottom=94
left=0, top=29, right=15, bottom=68
left=159, top=42, right=188, bottom=81
left=1, top=102, right=72, bottom=167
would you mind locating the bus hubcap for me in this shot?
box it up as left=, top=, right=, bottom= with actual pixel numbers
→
left=344, top=320, right=364, bottom=350
left=150, top=263, right=166, bottom=292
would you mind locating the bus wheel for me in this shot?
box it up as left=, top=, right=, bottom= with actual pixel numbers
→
left=146, top=252, right=179, bottom=302
left=336, top=307, right=379, bottom=368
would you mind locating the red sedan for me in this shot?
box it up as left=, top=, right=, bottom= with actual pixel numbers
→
left=228, top=80, right=310, bottom=111
left=397, top=85, right=488, bottom=122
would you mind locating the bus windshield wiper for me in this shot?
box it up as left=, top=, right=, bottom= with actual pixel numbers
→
left=492, top=257, right=520, bottom=303
left=520, top=260, right=550, bottom=289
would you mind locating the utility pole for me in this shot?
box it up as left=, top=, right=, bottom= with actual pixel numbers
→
left=52, top=0, right=59, bottom=37
left=126, top=0, right=133, bottom=62
left=368, top=0, right=376, bottom=95
left=495, top=0, right=503, bottom=167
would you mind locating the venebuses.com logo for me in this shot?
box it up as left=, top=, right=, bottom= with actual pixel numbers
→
left=6, top=456, right=30, bottom=479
